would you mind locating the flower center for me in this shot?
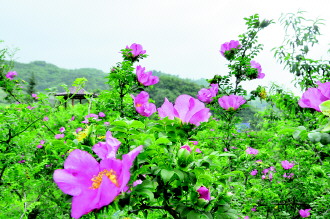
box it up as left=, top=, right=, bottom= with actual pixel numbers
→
left=136, top=103, right=142, bottom=107
left=90, top=169, right=119, bottom=189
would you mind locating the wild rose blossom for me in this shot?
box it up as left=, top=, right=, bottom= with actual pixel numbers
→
left=283, top=173, right=294, bottom=179
left=250, top=60, right=265, bottom=79
left=180, top=145, right=191, bottom=152
left=197, top=186, right=210, bottom=201
left=43, top=116, right=49, bottom=121
left=250, top=169, right=258, bottom=176
left=126, top=43, right=146, bottom=57
left=197, top=84, right=219, bottom=103
left=132, top=91, right=156, bottom=117
left=246, top=147, right=258, bottom=155
left=281, top=160, right=294, bottom=169
left=136, top=65, right=159, bottom=86
left=298, top=81, right=330, bottom=111
left=299, top=209, right=311, bottom=218
left=195, top=148, right=202, bottom=153
left=99, top=112, right=105, bottom=118
left=158, top=95, right=211, bottom=126
left=5, top=71, right=17, bottom=80
left=53, top=145, right=143, bottom=219
left=220, top=40, right=241, bottom=57
left=92, top=131, right=121, bottom=160
left=55, top=134, right=65, bottom=139
left=218, top=95, right=246, bottom=110
left=32, top=94, right=39, bottom=99
left=59, top=127, right=65, bottom=133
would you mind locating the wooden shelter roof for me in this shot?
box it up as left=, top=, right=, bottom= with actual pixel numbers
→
left=55, top=87, right=98, bottom=99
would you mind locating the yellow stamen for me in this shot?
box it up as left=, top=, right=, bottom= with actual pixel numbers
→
left=90, top=169, right=119, bottom=189
left=136, top=103, right=142, bottom=107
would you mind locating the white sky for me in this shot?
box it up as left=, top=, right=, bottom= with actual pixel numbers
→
left=1, top=0, right=330, bottom=95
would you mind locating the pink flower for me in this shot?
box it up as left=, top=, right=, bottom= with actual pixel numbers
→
left=27, top=106, right=35, bottom=110
left=133, top=179, right=143, bottom=187
left=246, top=147, right=258, bottom=155
left=218, top=95, right=246, bottom=110
left=283, top=173, right=294, bottom=179
left=298, top=81, right=330, bottom=111
left=132, top=91, right=156, bottom=117
left=250, top=60, right=265, bottom=79
left=197, top=84, right=219, bottom=103
left=104, top=122, right=110, bottom=126
left=224, top=148, right=228, bottom=152
left=158, top=95, right=211, bottom=126
left=92, top=131, right=121, bottom=160
left=195, top=148, right=202, bottom=153
left=59, top=127, right=65, bottom=133
left=299, top=209, right=311, bottom=217
left=136, top=65, right=159, bottom=86
left=76, top=128, right=83, bottom=134
left=197, top=186, right=210, bottom=201
left=180, top=145, right=191, bottom=152
left=55, top=134, right=65, bottom=139
left=5, top=71, right=17, bottom=80
left=53, top=146, right=143, bottom=218
left=250, top=169, right=258, bottom=176
left=99, top=112, right=106, bottom=118
left=251, top=207, right=257, bottom=211
left=37, top=145, right=43, bottom=149
left=43, top=116, right=49, bottom=121
left=220, top=40, right=241, bottom=57
left=32, top=94, right=39, bottom=99
left=126, top=43, right=146, bottom=57
left=281, top=160, right=294, bottom=169
left=71, top=116, right=75, bottom=121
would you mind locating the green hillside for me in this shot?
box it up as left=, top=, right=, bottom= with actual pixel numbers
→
left=11, top=61, right=205, bottom=106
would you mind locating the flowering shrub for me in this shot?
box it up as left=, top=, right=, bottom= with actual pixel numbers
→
left=0, top=13, right=329, bottom=219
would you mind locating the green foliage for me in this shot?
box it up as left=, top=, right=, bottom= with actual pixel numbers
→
left=272, top=10, right=330, bottom=90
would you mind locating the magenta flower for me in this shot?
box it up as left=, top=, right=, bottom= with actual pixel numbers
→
left=190, top=141, right=198, bottom=145
left=104, top=122, right=110, bottom=126
left=299, top=209, right=311, bottom=218
left=32, top=94, right=39, bottom=99
left=158, top=95, right=211, bottom=126
left=92, top=131, right=121, bottom=160
left=132, top=91, right=156, bottom=117
left=298, top=81, right=330, bottom=111
left=195, top=148, right=202, bottom=153
left=53, top=146, right=143, bottom=218
left=55, top=134, right=65, bottom=139
left=136, top=65, right=159, bottom=86
left=71, top=116, right=75, bottom=121
left=180, top=145, right=191, bottom=152
left=85, top=114, right=100, bottom=121
left=5, top=71, right=17, bottom=80
left=197, top=84, right=219, bottom=103
left=251, top=207, right=257, bottom=211
left=262, top=168, right=269, bottom=174
left=133, top=179, right=143, bottom=187
left=126, top=43, right=146, bottom=57
left=220, top=40, right=241, bottom=57
left=246, top=147, right=258, bottom=155
left=281, top=160, right=294, bottom=169
left=43, top=116, right=49, bottom=121
left=27, top=106, right=35, bottom=110
left=99, top=112, right=105, bottom=118
left=283, top=173, right=294, bottom=179
left=59, top=127, right=65, bottom=133
left=76, top=128, right=83, bottom=134
left=250, top=60, right=265, bottom=79
left=218, top=95, right=246, bottom=110
left=197, top=186, right=210, bottom=201
left=250, top=169, right=258, bottom=176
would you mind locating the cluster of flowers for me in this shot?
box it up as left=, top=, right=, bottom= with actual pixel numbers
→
left=249, top=159, right=295, bottom=181
left=299, top=81, right=330, bottom=112
left=220, top=40, right=265, bottom=79
left=53, top=131, right=143, bottom=218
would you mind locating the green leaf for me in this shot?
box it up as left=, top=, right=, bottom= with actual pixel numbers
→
left=160, top=169, right=175, bottom=183
left=129, top=120, right=145, bottom=129
left=320, top=100, right=330, bottom=116
left=155, top=137, right=171, bottom=145
left=308, top=132, right=322, bottom=143
left=111, top=120, right=128, bottom=127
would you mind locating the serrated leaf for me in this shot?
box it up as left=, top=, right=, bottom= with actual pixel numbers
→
left=155, top=137, right=171, bottom=145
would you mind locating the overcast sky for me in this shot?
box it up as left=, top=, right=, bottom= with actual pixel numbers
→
left=1, top=0, right=330, bottom=95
